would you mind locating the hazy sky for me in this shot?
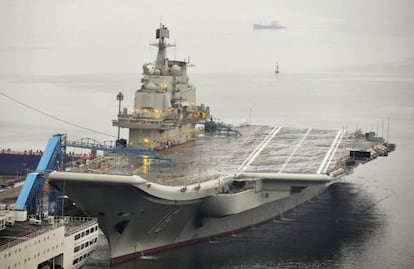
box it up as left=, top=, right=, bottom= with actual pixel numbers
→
left=0, top=0, right=413, bottom=150
left=1, top=0, right=414, bottom=74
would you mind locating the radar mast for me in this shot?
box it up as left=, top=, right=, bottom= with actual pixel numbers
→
left=151, top=24, right=175, bottom=74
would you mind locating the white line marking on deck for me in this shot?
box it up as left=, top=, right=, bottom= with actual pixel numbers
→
left=317, top=130, right=342, bottom=174
left=323, top=130, right=344, bottom=174
left=238, top=126, right=281, bottom=172
left=279, top=128, right=312, bottom=173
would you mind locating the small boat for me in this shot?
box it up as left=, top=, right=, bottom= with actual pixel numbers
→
left=275, top=63, right=279, bottom=74
left=253, top=21, right=286, bottom=30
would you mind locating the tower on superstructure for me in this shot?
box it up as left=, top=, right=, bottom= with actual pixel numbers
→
left=113, top=25, right=210, bottom=150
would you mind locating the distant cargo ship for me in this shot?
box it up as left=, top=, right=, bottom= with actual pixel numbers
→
left=253, top=21, right=286, bottom=30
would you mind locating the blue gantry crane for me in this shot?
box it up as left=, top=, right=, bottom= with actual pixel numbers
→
left=15, top=134, right=66, bottom=214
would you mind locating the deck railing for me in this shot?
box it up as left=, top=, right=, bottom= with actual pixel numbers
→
left=0, top=216, right=96, bottom=252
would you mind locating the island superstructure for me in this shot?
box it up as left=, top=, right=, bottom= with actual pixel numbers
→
left=46, top=25, right=395, bottom=265
left=113, top=24, right=209, bottom=150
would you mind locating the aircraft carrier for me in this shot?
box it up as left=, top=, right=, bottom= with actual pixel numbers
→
left=47, top=25, right=395, bottom=265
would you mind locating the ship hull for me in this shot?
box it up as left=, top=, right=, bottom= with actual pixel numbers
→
left=0, top=152, right=41, bottom=176
left=50, top=177, right=331, bottom=264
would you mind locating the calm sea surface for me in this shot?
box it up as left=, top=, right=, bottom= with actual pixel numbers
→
left=1, top=1, right=413, bottom=267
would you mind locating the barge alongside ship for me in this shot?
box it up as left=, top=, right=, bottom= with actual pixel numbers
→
left=46, top=25, right=395, bottom=265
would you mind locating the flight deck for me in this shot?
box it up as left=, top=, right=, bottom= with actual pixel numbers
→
left=69, top=125, right=385, bottom=186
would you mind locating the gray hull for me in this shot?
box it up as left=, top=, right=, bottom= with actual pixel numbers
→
left=52, top=177, right=329, bottom=264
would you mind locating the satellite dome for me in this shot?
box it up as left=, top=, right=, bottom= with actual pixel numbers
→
left=170, top=65, right=181, bottom=76
left=143, top=63, right=155, bottom=74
